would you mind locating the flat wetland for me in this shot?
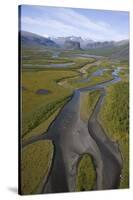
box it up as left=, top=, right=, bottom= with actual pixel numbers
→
left=20, top=47, right=129, bottom=194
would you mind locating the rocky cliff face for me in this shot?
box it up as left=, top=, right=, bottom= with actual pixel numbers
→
left=64, top=40, right=81, bottom=50
left=86, top=41, right=114, bottom=49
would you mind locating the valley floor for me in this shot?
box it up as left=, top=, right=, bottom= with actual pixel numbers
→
left=20, top=47, right=129, bottom=194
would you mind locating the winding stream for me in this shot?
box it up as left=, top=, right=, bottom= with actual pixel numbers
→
left=41, top=67, right=122, bottom=193
left=23, top=64, right=123, bottom=193
left=23, top=62, right=75, bottom=68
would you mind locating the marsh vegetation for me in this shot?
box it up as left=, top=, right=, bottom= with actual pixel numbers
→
left=21, top=46, right=129, bottom=194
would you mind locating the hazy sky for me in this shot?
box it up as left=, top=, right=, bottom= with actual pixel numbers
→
left=20, top=5, right=129, bottom=41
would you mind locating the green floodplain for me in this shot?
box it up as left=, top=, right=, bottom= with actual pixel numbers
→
left=21, top=46, right=129, bottom=194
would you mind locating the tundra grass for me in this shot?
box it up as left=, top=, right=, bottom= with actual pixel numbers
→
left=22, top=57, right=73, bottom=65
left=22, top=95, right=71, bottom=138
left=77, top=90, right=101, bottom=191
left=22, top=70, right=77, bottom=137
left=87, top=65, right=101, bottom=75
left=21, top=70, right=77, bottom=195
left=22, top=47, right=95, bottom=70
left=22, top=108, right=61, bottom=144
left=69, top=70, right=113, bottom=89
left=99, top=81, right=129, bottom=188
left=21, top=140, right=53, bottom=195
left=76, top=154, right=96, bottom=191
left=119, top=68, right=129, bottom=82
left=22, top=57, right=94, bottom=70
left=80, top=90, right=101, bottom=122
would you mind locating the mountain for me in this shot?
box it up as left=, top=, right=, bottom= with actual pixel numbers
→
left=85, top=40, right=129, bottom=60
left=114, top=39, right=129, bottom=47
left=50, top=35, right=128, bottom=51
left=51, top=36, right=93, bottom=49
left=64, top=40, right=81, bottom=50
left=20, top=31, right=57, bottom=48
left=20, top=31, right=129, bottom=60
left=86, top=41, right=115, bottom=49
left=111, top=40, right=129, bottom=60
left=51, top=36, right=82, bottom=47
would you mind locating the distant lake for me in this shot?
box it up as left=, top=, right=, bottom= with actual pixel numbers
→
left=23, top=62, right=75, bottom=68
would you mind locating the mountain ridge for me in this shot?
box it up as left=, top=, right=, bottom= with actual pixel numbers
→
left=20, top=31, right=57, bottom=48
left=20, top=31, right=129, bottom=59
